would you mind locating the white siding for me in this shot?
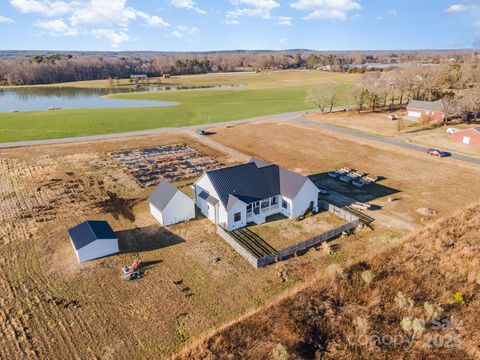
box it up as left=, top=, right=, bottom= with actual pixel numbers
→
left=290, top=180, right=319, bottom=218
left=150, top=191, right=195, bottom=226
left=226, top=199, right=247, bottom=231
left=408, top=110, right=422, bottom=118
left=76, top=238, right=119, bottom=263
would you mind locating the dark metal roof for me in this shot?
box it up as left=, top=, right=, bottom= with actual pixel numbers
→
left=149, top=180, right=179, bottom=211
left=205, top=160, right=310, bottom=207
left=68, top=221, right=117, bottom=250
left=199, top=190, right=219, bottom=205
left=408, top=99, right=444, bottom=112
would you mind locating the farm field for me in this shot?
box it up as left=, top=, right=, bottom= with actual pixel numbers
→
left=0, top=71, right=358, bottom=143
left=0, top=130, right=395, bottom=359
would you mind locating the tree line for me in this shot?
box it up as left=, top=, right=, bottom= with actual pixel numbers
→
left=0, top=49, right=475, bottom=86
left=307, top=62, right=480, bottom=121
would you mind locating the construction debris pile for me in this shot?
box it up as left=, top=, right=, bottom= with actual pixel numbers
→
left=109, top=144, right=223, bottom=187
left=328, top=167, right=379, bottom=188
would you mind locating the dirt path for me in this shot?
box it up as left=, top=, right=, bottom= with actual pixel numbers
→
left=185, top=130, right=250, bottom=163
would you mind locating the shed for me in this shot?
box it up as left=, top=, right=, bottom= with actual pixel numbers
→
left=68, top=221, right=119, bottom=263
left=452, top=127, right=480, bottom=147
left=150, top=181, right=195, bottom=226
left=163, top=73, right=171, bottom=79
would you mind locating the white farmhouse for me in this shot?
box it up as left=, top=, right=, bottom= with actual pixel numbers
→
left=194, top=158, right=319, bottom=231
left=150, top=181, right=195, bottom=226
left=68, top=220, right=119, bottom=263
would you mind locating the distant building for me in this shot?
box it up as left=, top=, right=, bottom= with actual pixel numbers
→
left=149, top=181, right=195, bottom=226
left=194, top=158, right=319, bottom=231
left=452, top=128, right=480, bottom=147
left=68, top=221, right=119, bottom=263
left=130, top=74, right=148, bottom=80
left=163, top=74, right=171, bottom=79
left=406, top=100, right=445, bottom=122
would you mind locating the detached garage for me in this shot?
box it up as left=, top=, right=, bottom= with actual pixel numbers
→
left=68, top=221, right=119, bottom=263
left=452, top=127, right=480, bottom=147
left=150, top=181, right=195, bottom=226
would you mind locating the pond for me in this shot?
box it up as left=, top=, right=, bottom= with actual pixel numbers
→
left=0, top=84, right=244, bottom=113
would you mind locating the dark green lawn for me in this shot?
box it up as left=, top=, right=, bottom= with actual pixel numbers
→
left=0, top=84, right=354, bottom=143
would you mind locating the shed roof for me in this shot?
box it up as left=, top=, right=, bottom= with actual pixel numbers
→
left=68, top=221, right=117, bottom=250
left=204, top=159, right=309, bottom=208
left=149, top=180, right=179, bottom=211
left=408, top=99, right=445, bottom=112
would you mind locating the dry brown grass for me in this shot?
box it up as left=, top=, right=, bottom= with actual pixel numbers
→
left=176, top=202, right=480, bottom=360
left=0, top=131, right=387, bottom=359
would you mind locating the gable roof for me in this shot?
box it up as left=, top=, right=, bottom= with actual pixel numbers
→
left=68, top=221, right=117, bottom=250
left=204, top=159, right=310, bottom=208
left=408, top=99, right=444, bottom=112
left=149, top=180, right=180, bottom=211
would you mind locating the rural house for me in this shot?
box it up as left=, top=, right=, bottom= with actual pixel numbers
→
left=68, top=221, right=119, bottom=263
left=407, top=99, right=445, bottom=122
left=150, top=181, right=195, bottom=226
left=194, top=158, right=319, bottom=231
left=452, top=127, right=480, bottom=147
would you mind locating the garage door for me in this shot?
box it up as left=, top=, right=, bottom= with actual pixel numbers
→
left=408, top=111, right=421, bottom=118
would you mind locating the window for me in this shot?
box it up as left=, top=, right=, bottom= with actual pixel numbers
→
left=282, top=199, right=288, bottom=209
left=261, top=200, right=270, bottom=209
left=271, top=196, right=278, bottom=206
left=246, top=204, right=253, bottom=214
left=234, top=212, right=241, bottom=222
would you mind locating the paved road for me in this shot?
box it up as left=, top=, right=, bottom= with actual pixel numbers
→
left=1, top=108, right=479, bottom=166
left=291, top=117, right=480, bottom=166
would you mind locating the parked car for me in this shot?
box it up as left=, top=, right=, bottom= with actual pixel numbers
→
left=196, top=129, right=207, bottom=135
left=446, top=127, right=459, bottom=135
left=427, top=149, right=448, bottom=157
left=388, top=115, right=397, bottom=121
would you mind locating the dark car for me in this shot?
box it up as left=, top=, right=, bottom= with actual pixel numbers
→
left=427, top=149, right=448, bottom=157
left=196, top=129, right=207, bottom=135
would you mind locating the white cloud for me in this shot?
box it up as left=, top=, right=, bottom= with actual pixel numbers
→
left=227, top=0, right=279, bottom=20
left=280, top=38, right=287, bottom=42
left=170, top=25, right=198, bottom=40
left=0, top=15, right=15, bottom=24
left=445, top=4, right=467, bottom=13
left=225, top=19, right=239, bottom=25
left=10, top=0, right=72, bottom=16
left=91, top=28, right=135, bottom=48
left=9, top=0, right=170, bottom=47
left=388, top=9, right=397, bottom=16
left=278, top=16, right=293, bottom=26
left=170, top=0, right=206, bottom=14
left=291, top=0, right=361, bottom=20
left=36, top=19, right=78, bottom=35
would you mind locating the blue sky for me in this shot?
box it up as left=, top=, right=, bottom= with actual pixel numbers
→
left=0, top=0, right=478, bottom=51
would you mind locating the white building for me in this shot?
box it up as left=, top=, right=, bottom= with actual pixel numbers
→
left=194, top=158, right=319, bottom=231
left=149, top=181, right=195, bottom=226
left=68, top=221, right=119, bottom=263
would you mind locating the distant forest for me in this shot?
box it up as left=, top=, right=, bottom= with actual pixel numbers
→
left=0, top=49, right=475, bottom=86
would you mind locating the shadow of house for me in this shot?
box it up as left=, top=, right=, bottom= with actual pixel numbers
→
left=117, top=225, right=185, bottom=254
left=309, top=172, right=400, bottom=206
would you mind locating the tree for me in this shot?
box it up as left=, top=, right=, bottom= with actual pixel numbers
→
left=306, top=86, right=329, bottom=112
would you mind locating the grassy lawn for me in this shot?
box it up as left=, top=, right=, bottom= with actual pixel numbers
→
left=248, top=212, right=346, bottom=250
left=0, top=71, right=358, bottom=143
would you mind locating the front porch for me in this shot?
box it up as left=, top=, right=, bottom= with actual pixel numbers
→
left=246, top=196, right=288, bottom=225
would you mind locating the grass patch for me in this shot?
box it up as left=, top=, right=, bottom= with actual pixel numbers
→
left=0, top=72, right=357, bottom=143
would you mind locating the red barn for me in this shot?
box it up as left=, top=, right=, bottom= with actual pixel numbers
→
left=407, top=100, right=445, bottom=122
left=452, top=128, right=480, bottom=147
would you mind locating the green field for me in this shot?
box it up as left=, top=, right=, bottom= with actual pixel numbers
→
left=0, top=71, right=358, bottom=143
